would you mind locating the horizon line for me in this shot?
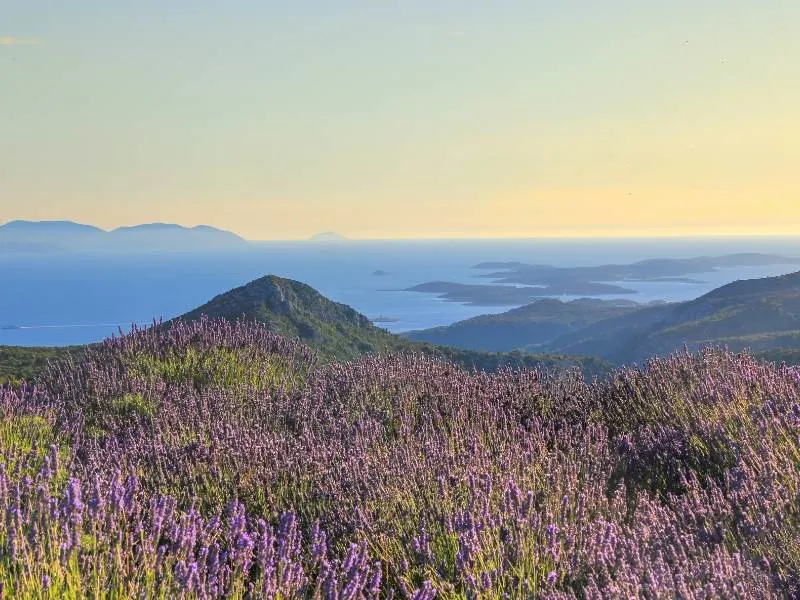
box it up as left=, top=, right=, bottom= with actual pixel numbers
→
left=255, top=231, right=800, bottom=242
left=3, top=219, right=799, bottom=241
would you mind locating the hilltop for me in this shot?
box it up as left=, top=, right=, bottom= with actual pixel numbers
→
left=178, top=275, right=393, bottom=362
left=0, top=220, right=248, bottom=253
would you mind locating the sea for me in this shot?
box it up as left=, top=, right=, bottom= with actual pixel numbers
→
left=2, top=236, right=800, bottom=347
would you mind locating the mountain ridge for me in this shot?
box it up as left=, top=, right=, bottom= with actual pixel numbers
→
left=541, top=270, right=800, bottom=362
left=0, top=220, right=248, bottom=252
left=403, top=297, right=649, bottom=351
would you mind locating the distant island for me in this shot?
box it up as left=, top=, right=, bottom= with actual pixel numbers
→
left=309, top=231, right=348, bottom=242
left=407, top=253, right=800, bottom=306
left=0, top=220, right=249, bottom=253
left=406, top=281, right=636, bottom=305
left=472, top=254, right=800, bottom=285
left=372, top=270, right=390, bottom=276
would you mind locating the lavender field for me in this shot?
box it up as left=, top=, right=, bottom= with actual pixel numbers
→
left=2, top=318, right=800, bottom=598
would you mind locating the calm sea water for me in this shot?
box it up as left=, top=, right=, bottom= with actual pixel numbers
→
left=2, top=237, right=799, bottom=347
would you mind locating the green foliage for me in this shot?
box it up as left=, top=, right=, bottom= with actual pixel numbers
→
left=0, top=414, right=55, bottom=456
left=108, top=392, right=156, bottom=418
left=178, top=275, right=391, bottom=363
left=423, top=344, right=614, bottom=380
left=0, top=413, right=68, bottom=490
left=83, top=392, right=158, bottom=437
left=129, top=346, right=307, bottom=391
left=754, top=348, right=800, bottom=366
left=0, top=345, right=82, bottom=383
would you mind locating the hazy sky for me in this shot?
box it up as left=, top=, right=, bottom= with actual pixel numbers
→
left=2, top=1, right=799, bottom=239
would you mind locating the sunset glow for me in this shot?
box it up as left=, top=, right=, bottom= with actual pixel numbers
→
left=3, top=1, right=799, bottom=239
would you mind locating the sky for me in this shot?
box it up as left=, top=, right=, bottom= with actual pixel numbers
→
left=2, top=1, right=799, bottom=240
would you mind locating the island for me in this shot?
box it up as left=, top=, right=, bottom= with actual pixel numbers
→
left=405, top=253, right=800, bottom=306
left=309, top=231, right=348, bottom=242
left=0, top=220, right=249, bottom=253
left=405, top=281, right=636, bottom=306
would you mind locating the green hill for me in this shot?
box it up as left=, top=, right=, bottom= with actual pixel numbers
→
left=178, top=275, right=393, bottom=362
left=543, top=270, right=800, bottom=363
left=177, top=275, right=611, bottom=377
left=403, top=297, right=648, bottom=352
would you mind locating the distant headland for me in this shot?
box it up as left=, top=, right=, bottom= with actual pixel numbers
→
left=0, top=220, right=249, bottom=253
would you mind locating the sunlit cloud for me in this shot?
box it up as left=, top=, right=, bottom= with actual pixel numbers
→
left=0, top=36, right=40, bottom=46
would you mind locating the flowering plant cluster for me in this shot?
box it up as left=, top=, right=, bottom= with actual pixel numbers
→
left=1, top=318, right=799, bottom=598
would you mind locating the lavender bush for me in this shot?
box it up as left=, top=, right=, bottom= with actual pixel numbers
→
left=2, top=318, right=799, bottom=598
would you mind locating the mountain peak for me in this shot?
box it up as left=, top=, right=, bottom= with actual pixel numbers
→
left=186, top=275, right=370, bottom=324
left=178, top=275, right=379, bottom=359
